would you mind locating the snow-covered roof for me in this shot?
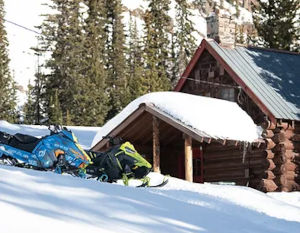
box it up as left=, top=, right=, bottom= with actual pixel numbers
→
left=92, top=92, right=262, bottom=148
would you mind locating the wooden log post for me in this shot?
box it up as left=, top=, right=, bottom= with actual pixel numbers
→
left=184, top=134, right=193, bottom=182
left=152, top=116, right=160, bottom=173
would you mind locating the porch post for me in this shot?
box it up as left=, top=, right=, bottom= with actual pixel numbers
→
left=153, top=116, right=160, bottom=173
left=184, top=134, right=193, bottom=182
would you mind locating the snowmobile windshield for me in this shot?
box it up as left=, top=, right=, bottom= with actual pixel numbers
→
left=61, top=129, right=91, bottom=165
left=119, top=142, right=151, bottom=169
left=61, top=130, right=78, bottom=143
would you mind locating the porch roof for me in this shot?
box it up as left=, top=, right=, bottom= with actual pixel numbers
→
left=92, top=92, right=262, bottom=151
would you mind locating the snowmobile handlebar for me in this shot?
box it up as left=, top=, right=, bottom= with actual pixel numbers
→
left=102, top=136, right=123, bottom=146
left=48, top=125, right=69, bottom=134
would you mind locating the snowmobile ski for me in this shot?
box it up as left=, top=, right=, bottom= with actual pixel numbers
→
left=137, top=177, right=169, bottom=188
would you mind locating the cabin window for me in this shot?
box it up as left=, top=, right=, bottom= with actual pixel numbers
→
left=219, top=88, right=235, bottom=102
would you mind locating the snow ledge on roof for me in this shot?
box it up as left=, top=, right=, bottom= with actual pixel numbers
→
left=92, top=92, right=262, bottom=147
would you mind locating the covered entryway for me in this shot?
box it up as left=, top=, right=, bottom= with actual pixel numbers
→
left=177, top=147, right=203, bottom=183
left=92, top=92, right=262, bottom=184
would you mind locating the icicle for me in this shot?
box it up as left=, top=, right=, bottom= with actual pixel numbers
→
left=242, top=141, right=248, bottom=164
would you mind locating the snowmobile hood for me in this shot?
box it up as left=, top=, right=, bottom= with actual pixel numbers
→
left=119, top=142, right=151, bottom=169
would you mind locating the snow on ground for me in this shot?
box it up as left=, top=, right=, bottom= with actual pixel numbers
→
left=1, top=165, right=300, bottom=233
left=0, top=120, right=100, bottom=149
left=0, top=117, right=299, bottom=232
left=92, top=92, right=262, bottom=147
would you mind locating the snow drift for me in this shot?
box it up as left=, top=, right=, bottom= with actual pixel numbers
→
left=1, top=165, right=300, bottom=233
left=0, top=118, right=299, bottom=233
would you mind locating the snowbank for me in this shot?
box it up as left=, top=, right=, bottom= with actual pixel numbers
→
left=92, top=92, right=262, bottom=147
left=0, top=121, right=100, bottom=149
left=1, top=165, right=300, bottom=233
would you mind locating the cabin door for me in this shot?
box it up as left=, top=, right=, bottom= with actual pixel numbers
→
left=192, top=147, right=203, bottom=183
left=177, top=147, right=203, bottom=183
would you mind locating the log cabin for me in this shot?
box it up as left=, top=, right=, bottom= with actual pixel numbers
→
left=173, top=11, right=300, bottom=191
left=92, top=10, right=299, bottom=192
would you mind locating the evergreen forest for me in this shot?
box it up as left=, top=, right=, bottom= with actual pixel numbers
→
left=0, top=0, right=298, bottom=126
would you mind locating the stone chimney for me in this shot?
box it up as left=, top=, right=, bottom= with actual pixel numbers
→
left=206, top=10, right=236, bottom=48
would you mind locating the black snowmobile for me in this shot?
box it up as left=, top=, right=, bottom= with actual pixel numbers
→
left=85, top=136, right=153, bottom=186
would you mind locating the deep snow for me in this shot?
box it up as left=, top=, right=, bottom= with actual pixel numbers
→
left=1, top=165, right=300, bottom=233
left=0, top=120, right=300, bottom=232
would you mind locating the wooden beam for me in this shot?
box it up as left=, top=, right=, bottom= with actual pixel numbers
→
left=184, top=134, right=193, bottom=182
left=145, top=104, right=210, bottom=143
left=92, top=104, right=146, bottom=151
left=120, top=113, right=151, bottom=140
left=153, top=116, right=160, bottom=173
left=175, top=44, right=206, bottom=91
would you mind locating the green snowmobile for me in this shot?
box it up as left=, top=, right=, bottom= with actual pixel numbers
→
left=85, top=137, right=153, bottom=186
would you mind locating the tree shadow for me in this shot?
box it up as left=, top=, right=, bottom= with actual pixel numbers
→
left=244, top=48, right=300, bottom=118
left=1, top=166, right=300, bottom=232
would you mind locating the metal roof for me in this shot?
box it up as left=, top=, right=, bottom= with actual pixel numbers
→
left=208, top=40, right=300, bottom=121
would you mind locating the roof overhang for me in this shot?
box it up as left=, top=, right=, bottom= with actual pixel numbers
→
left=92, top=102, right=263, bottom=152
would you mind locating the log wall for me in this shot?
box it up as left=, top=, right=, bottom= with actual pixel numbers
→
left=181, top=50, right=265, bottom=124
left=258, top=120, right=300, bottom=192
left=203, top=142, right=268, bottom=187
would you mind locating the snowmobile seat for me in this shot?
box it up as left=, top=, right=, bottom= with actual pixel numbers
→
left=14, top=133, right=40, bottom=144
left=0, top=131, right=10, bottom=144
left=8, top=134, right=41, bottom=153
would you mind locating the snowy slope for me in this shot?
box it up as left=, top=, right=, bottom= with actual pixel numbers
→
left=0, top=118, right=299, bottom=232
left=1, top=165, right=300, bottom=233
left=92, top=92, right=262, bottom=147
left=0, top=120, right=100, bottom=149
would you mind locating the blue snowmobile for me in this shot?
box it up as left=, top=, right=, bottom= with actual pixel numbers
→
left=0, top=125, right=91, bottom=176
left=0, top=127, right=166, bottom=187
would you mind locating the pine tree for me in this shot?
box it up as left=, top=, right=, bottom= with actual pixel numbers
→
left=170, top=32, right=178, bottom=84
left=41, top=0, right=86, bottom=125
left=127, top=13, right=145, bottom=101
left=143, top=0, right=172, bottom=92
left=69, top=0, right=110, bottom=126
left=0, top=0, right=17, bottom=122
left=105, top=0, right=128, bottom=120
left=48, top=89, right=63, bottom=125
left=252, top=0, right=299, bottom=52
left=173, top=0, right=197, bottom=85
left=23, top=82, right=37, bottom=124
left=23, top=47, right=46, bottom=125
